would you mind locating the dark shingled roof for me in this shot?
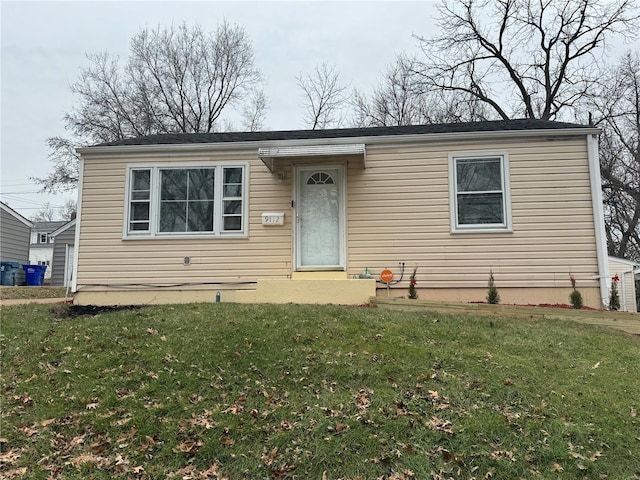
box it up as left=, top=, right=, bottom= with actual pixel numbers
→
left=95, top=119, right=592, bottom=147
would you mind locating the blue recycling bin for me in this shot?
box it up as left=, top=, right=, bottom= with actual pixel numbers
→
left=1, top=261, right=21, bottom=286
left=22, top=264, right=47, bottom=286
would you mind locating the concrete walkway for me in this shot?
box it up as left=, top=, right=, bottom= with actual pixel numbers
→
left=371, top=297, right=640, bottom=335
left=0, top=297, right=72, bottom=307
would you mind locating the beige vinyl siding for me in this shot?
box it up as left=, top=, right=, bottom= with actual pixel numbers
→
left=77, top=133, right=600, bottom=299
left=345, top=136, right=599, bottom=290
left=77, top=152, right=293, bottom=288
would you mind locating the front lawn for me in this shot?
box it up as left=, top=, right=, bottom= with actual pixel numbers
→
left=1, top=303, right=638, bottom=479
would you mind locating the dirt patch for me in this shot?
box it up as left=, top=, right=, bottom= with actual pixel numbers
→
left=469, top=301, right=599, bottom=311
left=51, top=304, right=142, bottom=318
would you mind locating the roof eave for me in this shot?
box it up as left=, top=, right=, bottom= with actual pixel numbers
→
left=76, top=126, right=602, bottom=158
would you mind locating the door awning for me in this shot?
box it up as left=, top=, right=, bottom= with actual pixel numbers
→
left=258, top=144, right=366, bottom=172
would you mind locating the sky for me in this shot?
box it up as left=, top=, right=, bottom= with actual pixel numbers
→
left=1, top=0, right=443, bottom=219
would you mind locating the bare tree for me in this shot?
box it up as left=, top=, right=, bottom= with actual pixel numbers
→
left=590, top=51, right=640, bottom=261
left=31, top=202, right=57, bottom=222
left=60, top=198, right=77, bottom=221
left=36, top=21, right=265, bottom=192
left=35, top=137, right=82, bottom=193
left=413, top=0, right=639, bottom=121
left=297, top=63, right=349, bottom=129
left=351, top=54, right=491, bottom=127
left=241, top=89, right=269, bottom=131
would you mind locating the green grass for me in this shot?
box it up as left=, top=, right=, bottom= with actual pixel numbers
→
left=1, top=303, right=639, bottom=479
left=0, top=286, right=68, bottom=300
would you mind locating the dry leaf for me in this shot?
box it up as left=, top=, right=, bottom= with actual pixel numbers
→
left=589, top=450, right=603, bottom=462
left=631, top=408, right=637, bottom=418
left=592, top=361, right=601, bottom=369
left=551, top=463, right=564, bottom=472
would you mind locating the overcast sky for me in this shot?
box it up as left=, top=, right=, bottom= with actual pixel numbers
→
left=1, top=0, right=442, bottom=218
left=1, top=1, right=637, bottom=220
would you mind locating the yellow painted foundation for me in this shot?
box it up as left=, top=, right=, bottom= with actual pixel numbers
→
left=74, top=278, right=376, bottom=306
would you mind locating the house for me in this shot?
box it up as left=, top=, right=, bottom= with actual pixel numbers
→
left=50, top=219, right=77, bottom=287
left=29, top=220, right=67, bottom=281
left=0, top=202, right=33, bottom=285
left=608, top=256, right=639, bottom=313
left=73, top=119, right=610, bottom=308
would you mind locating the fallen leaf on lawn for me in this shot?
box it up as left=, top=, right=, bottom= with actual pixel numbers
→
left=577, top=463, right=587, bottom=470
left=200, top=463, right=225, bottom=478
left=592, top=361, right=600, bottom=369
left=40, top=418, right=56, bottom=427
left=589, top=451, right=603, bottom=462
left=133, top=465, right=144, bottom=474
left=86, top=402, right=99, bottom=410
left=0, top=437, right=7, bottom=443
left=3, top=467, right=27, bottom=478
left=0, top=448, right=21, bottom=464
left=490, top=450, right=515, bottom=461
left=18, top=425, right=38, bottom=437
left=147, top=328, right=157, bottom=335
left=173, top=440, right=202, bottom=455
left=631, top=408, right=637, bottom=418
left=71, top=453, right=109, bottom=468
left=24, top=374, right=37, bottom=383
left=161, top=335, right=167, bottom=341
left=13, top=394, right=33, bottom=406
left=551, top=463, right=564, bottom=472
left=172, top=465, right=196, bottom=479
left=503, top=378, right=514, bottom=386
left=427, top=416, right=454, bottom=434
left=354, top=388, right=372, bottom=412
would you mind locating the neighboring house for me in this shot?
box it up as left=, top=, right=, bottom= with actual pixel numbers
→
left=74, top=119, right=610, bottom=308
left=29, top=221, right=67, bottom=281
left=50, top=219, right=77, bottom=287
left=608, top=256, right=639, bottom=313
left=0, top=202, right=33, bottom=285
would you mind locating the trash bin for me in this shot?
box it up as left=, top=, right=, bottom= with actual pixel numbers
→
left=1, top=261, right=21, bottom=286
left=22, top=265, right=47, bottom=286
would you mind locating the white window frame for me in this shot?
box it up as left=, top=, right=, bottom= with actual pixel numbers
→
left=449, top=152, right=512, bottom=233
left=123, top=162, right=249, bottom=239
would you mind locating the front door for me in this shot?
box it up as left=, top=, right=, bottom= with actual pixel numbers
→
left=296, top=166, right=345, bottom=270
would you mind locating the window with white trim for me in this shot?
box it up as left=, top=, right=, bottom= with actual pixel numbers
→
left=450, top=154, right=511, bottom=232
left=126, top=164, right=247, bottom=237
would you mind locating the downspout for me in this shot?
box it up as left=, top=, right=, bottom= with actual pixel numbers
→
left=587, top=134, right=609, bottom=308
left=71, top=156, right=85, bottom=294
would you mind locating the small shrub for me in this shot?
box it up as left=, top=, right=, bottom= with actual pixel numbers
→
left=569, top=274, right=583, bottom=309
left=569, top=289, right=583, bottom=309
left=408, top=266, right=418, bottom=299
left=486, top=269, right=500, bottom=304
left=609, top=275, right=621, bottom=311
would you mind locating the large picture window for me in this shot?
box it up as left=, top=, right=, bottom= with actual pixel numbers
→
left=125, top=164, right=247, bottom=237
left=450, top=154, right=511, bottom=232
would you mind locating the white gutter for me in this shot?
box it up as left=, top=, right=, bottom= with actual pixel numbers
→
left=71, top=157, right=84, bottom=294
left=76, top=127, right=601, bottom=158
left=587, top=133, right=609, bottom=308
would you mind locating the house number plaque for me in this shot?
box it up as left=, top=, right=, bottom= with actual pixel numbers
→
left=261, top=212, right=285, bottom=225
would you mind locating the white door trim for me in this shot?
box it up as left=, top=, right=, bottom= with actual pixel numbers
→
left=294, top=164, right=346, bottom=271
